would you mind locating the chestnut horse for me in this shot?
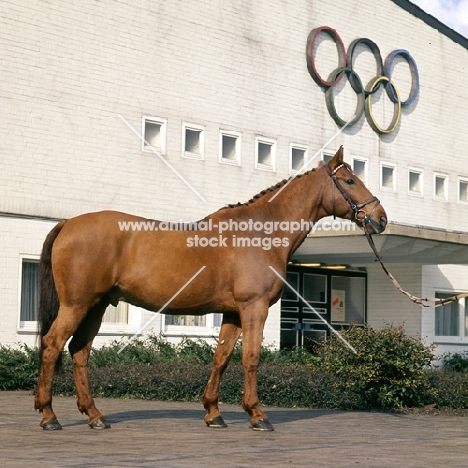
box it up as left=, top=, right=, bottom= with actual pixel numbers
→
left=35, top=146, right=387, bottom=431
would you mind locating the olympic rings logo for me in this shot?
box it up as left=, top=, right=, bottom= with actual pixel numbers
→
left=307, top=26, right=419, bottom=134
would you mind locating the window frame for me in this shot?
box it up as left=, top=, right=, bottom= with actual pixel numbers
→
left=18, top=256, right=40, bottom=332
left=434, top=172, right=448, bottom=201
left=182, top=122, right=205, bottom=160
left=99, top=302, right=138, bottom=335
left=321, top=150, right=334, bottom=164
left=219, top=130, right=242, bottom=166
left=289, top=144, right=308, bottom=175
left=141, top=116, right=167, bottom=154
left=380, top=162, right=397, bottom=192
left=352, top=157, right=368, bottom=184
left=408, top=167, right=423, bottom=197
left=434, top=290, right=467, bottom=343
left=255, top=136, right=276, bottom=172
left=164, top=313, right=222, bottom=337
left=458, top=176, right=468, bottom=204
left=17, top=256, right=138, bottom=335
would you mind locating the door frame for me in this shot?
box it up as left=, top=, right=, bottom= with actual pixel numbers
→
left=280, top=265, right=367, bottom=349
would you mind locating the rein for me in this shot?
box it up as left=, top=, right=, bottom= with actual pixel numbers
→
left=363, top=230, right=468, bottom=307
left=325, top=163, right=468, bottom=308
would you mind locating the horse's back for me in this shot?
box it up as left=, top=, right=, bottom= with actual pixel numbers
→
left=49, top=211, right=226, bottom=309
left=48, top=210, right=282, bottom=312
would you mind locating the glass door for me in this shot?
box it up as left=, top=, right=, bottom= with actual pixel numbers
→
left=280, top=266, right=367, bottom=349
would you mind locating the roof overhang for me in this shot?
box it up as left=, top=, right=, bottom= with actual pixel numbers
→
left=292, top=222, right=468, bottom=266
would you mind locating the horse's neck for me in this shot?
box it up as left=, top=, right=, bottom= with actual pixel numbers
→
left=265, top=170, right=326, bottom=223
left=210, top=170, right=328, bottom=254
left=264, top=170, right=327, bottom=252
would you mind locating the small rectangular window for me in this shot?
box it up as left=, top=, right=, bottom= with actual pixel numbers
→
left=220, top=130, right=241, bottom=165
left=434, top=173, right=448, bottom=200
left=19, top=259, right=131, bottom=326
left=164, top=313, right=222, bottom=329
left=102, top=302, right=129, bottom=324
left=458, top=178, right=468, bottom=204
left=255, top=137, right=276, bottom=171
left=165, top=315, right=206, bottom=327
left=352, top=158, right=367, bottom=183
left=408, top=168, right=423, bottom=196
left=290, top=145, right=308, bottom=174
left=20, top=259, right=39, bottom=322
left=381, top=163, right=396, bottom=191
left=435, top=292, right=466, bottom=337
left=182, top=123, right=204, bottom=160
left=322, top=151, right=334, bottom=164
left=142, top=117, right=167, bottom=154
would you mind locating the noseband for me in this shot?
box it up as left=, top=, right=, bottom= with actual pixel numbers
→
left=324, top=163, right=380, bottom=228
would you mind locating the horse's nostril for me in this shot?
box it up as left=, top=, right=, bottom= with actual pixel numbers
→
left=380, top=215, right=387, bottom=227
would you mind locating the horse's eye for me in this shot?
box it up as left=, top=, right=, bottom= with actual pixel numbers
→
left=346, top=178, right=354, bottom=185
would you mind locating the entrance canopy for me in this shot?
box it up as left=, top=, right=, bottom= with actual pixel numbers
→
left=293, top=222, right=468, bottom=266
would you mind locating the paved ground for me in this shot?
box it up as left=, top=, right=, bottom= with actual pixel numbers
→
left=0, top=391, right=467, bottom=467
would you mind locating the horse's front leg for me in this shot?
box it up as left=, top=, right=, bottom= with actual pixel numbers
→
left=203, top=313, right=241, bottom=428
left=240, top=301, right=274, bottom=431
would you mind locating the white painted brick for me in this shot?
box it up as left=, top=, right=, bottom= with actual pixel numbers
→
left=1, top=0, right=467, bottom=350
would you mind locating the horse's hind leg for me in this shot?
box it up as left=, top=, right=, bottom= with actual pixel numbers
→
left=35, top=306, right=86, bottom=430
left=203, top=313, right=241, bottom=428
left=68, top=301, right=110, bottom=429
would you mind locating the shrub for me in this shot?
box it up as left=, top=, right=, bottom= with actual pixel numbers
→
left=427, top=370, right=468, bottom=409
left=0, top=344, right=39, bottom=390
left=89, top=334, right=178, bottom=368
left=314, top=324, right=437, bottom=409
left=175, top=337, right=214, bottom=364
left=443, top=351, right=468, bottom=373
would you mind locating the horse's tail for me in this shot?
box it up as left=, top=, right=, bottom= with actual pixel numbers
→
left=38, top=220, right=66, bottom=372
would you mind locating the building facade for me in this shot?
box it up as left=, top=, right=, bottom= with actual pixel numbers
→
left=1, top=0, right=468, bottom=358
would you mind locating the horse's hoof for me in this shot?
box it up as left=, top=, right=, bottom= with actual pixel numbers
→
left=251, top=419, right=274, bottom=431
left=205, top=415, right=228, bottom=428
left=41, top=418, right=62, bottom=431
left=88, top=417, right=111, bottom=429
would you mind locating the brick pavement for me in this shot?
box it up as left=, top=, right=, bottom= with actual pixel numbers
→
left=0, top=391, right=467, bottom=467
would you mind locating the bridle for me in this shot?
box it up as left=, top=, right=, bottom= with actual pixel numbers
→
left=324, top=162, right=468, bottom=308
left=324, top=163, right=381, bottom=230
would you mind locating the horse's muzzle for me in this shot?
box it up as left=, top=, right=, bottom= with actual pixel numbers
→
left=366, top=214, right=387, bottom=234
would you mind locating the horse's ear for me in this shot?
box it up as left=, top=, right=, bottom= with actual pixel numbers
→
left=327, top=146, right=344, bottom=170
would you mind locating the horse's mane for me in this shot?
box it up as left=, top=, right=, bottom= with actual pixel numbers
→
left=219, top=166, right=319, bottom=211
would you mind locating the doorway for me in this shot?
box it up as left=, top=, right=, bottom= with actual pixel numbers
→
left=280, top=266, right=367, bottom=350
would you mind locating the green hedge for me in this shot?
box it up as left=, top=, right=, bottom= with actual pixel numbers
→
left=1, top=326, right=468, bottom=411
left=0, top=344, right=38, bottom=390
left=50, top=363, right=360, bottom=409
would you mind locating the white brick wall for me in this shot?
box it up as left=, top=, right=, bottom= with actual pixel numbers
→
left=366, top=263, right=422, bottom=337
left=2, top=0, right=468, bottom=227
left=1, top=0, right=467, bottom=348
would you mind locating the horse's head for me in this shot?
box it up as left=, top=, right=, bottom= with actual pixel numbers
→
left=322, top=147, right=387, bottom=234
